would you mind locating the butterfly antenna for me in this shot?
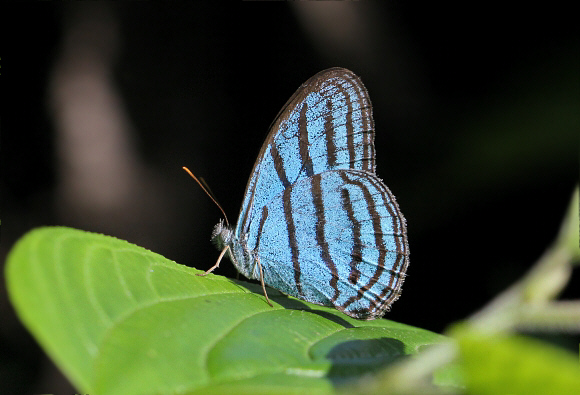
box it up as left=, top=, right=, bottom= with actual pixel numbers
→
left=182, top=166, right=230, bottom=227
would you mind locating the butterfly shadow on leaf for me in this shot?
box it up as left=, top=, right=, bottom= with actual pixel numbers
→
left=231, top=278, right=356, bottom=328
left=325, top=337, right=406, bottom=387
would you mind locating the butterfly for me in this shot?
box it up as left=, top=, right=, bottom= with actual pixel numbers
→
left=198, top=67, right=409, bottom=320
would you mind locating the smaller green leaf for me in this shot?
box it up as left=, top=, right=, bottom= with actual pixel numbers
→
left=455, top=328, right=580, bottom=395
left=559, top=186, right=580, bottom=262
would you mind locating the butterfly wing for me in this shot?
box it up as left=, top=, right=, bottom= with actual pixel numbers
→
left=245, top=169, right=408, bottom=320
left=230, top=68, right=409, bottom=319
left=236, top=68, right=375, bottom=236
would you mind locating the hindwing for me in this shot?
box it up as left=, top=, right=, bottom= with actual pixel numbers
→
left=243, top=170, right=408, bottom=319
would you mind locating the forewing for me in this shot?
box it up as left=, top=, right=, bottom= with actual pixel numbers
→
left=236, top=68, right=375, bottom=236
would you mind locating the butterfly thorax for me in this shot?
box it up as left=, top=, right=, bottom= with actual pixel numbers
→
left=211, top=220, right=257, bottom=280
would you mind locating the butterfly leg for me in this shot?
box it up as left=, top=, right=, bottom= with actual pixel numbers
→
left=256, top=258, right=273, bottom=307
left=197, top=245, right=229, bottom=276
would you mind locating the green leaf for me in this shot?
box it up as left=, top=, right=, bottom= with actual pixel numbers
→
left=455, top=328, right=580, bottom=395
left=6, top=227, right=446, bottom=395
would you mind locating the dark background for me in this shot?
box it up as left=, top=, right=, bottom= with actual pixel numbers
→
left=2, top=2, right=578, bottom=393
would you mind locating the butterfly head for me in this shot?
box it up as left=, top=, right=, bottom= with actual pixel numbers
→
left=211, top=219, right=232, bottom=251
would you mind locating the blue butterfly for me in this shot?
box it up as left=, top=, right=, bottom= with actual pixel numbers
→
left=202, top=68, right=409, bottom=320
